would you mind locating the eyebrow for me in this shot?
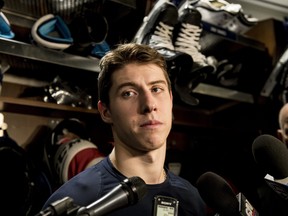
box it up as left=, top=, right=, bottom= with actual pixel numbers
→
left=115, top=79, right=168, bottom=92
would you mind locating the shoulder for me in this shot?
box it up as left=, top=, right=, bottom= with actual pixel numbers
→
left=43, top=157, right=120, bottom=208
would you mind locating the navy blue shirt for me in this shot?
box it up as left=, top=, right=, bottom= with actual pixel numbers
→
left=43, top=157, right=206, bottom=216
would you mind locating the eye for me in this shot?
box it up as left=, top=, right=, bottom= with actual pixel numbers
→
left=122, top=90, right=136, bottom=98
left=152, top=86, right=164, bottom=93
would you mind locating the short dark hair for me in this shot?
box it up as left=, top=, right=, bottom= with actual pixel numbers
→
left=98, top=43, right=171, bottom=107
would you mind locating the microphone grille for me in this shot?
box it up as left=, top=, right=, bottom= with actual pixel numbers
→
left=123, top=176, right=147, bottom=204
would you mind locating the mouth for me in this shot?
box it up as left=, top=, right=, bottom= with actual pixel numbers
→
left=140, top=120, right=162, bottom=127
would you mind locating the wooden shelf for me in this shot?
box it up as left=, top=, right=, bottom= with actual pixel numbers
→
left=0, top=96, right=98, bottom=118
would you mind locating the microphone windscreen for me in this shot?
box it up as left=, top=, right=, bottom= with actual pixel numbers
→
left=196, top=171, right=240, bottom=216
left=252, top=134, right=288, bottom=179
left=122, top=176, right=147, bottom=204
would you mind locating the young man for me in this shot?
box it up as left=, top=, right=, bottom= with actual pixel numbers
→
left=42, top=43, right=206, bottom=215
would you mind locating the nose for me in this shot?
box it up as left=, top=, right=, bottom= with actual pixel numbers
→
left=141, top=91, right=157, bottom=113
left=143, top=104, right=156, bottom=113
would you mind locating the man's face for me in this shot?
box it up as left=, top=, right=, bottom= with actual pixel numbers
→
left=99, top=63, right=173, bottom=152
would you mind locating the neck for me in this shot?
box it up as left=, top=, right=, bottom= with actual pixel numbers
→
left=109, top=148, right=166, bottom=184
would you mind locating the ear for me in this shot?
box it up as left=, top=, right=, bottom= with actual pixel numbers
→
left=97, top=100, right=112, bottom=124
left=277, top=129, right=284, bottom=141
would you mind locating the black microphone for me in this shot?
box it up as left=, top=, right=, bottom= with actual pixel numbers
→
left=196, top=171, right=241, bottom=216
left=196, top=172, right=259, bottom=216
left=252, top=134, right=288, bottom=200
left=252, top=134, right=288, bottom=182
left=77, top=176, right=147, bottom=216
left=35, top=197, right=80, bottom=216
